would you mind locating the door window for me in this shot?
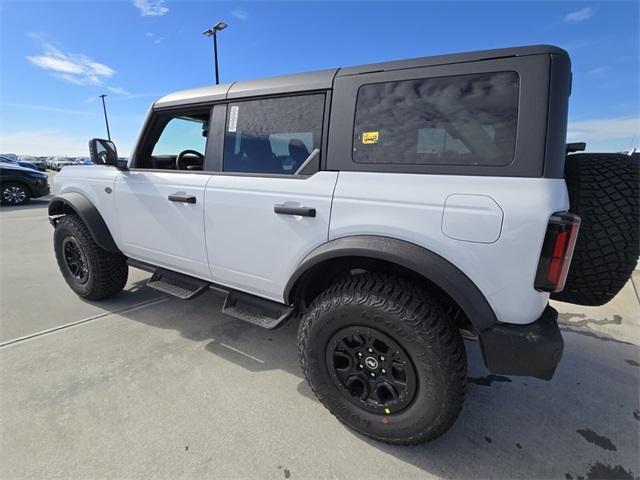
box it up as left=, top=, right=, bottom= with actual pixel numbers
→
left=153, top=117, right=206, bottom=156
left=137, top=109, right=210, bottom=170
left=223, top=94, right=324, bottom=175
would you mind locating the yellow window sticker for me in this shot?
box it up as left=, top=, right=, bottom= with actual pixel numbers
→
left=362, top=131, right=379, bottom=144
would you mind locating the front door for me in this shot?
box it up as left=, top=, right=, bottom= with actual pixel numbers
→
left=114, top=108, right=214, bottom=279
left=204, top=93, right=337, bottom=301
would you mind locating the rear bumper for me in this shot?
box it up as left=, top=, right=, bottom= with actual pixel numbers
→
left=479, top=305, right=563, bottom=380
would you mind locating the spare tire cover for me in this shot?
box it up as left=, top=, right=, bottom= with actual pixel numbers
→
left=552, top=153, right=639, bottom=306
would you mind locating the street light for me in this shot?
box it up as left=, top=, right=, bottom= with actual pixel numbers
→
left=202, top=21, right=227, bottom=85
left=98, top=94, right=111, bottom=141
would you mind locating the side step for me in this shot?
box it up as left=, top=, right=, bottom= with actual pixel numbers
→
left=222, top=290, right=293, bottom=329
left=147, top=269, right=209, bottom=299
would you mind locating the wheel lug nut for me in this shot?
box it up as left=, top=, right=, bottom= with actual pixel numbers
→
left=380, top=356, right=385, bottom=361
left=358, top=352, right=363, bottom=357
left=370, top=372, right=375, bottom=377
left=381, top=369, right=386, bottom=374
left=368, top=348, right=373, bottom=353
left=359, top=364, right=363, bottom=369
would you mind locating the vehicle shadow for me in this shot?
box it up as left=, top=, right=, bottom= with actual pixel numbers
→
left=118, top=288, right=640, bottom=479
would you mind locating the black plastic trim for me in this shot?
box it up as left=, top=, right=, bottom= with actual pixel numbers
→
left=480, top=305, right=563, bottom=380
left=284, top=235, right=498, bottom=331
left=48, top=193, right=120, bottom=253
left=543, top=53, right=572, bottom=178
left=274, top=205, right=316, bottom=217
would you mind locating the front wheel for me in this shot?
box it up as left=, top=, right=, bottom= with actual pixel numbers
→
left=298, top=274, right=467, bottom=445
left=54, top=214, right=128, bottom=300
left=1, top=182, right=31, bottom=205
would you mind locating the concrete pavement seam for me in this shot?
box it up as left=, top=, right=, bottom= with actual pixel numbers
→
left=0, top=297, right=168, bottom=349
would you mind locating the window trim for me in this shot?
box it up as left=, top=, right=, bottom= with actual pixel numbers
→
left=220, top=91, right=328, bottom=177
left=351, top=70, right=520, bottom=167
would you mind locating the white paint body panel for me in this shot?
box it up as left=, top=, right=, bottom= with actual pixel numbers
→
left=52, top=166, right=122, bottom=243
left=330, top=172, right=569, bottom=325
left=204, top=172, right=338, bottom=301
left=113, top=171, right=212, bottom=279
left=442, top=194, right=504, bottom=243
left=54, top=166, right=569, bottom=326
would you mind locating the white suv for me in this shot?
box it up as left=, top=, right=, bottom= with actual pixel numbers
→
left=49, top=45, right=639, bottom=445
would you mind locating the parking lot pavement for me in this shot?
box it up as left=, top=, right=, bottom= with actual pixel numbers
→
left=1, top=201, right=639, bottom=480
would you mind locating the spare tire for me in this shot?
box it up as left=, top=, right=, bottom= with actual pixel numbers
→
left=552, top=153, right=639, bottom=306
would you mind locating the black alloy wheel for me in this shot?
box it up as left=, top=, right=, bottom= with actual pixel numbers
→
left=327, top=326, right=417, bottom=414
left=62, top=236, right=89, bottom=284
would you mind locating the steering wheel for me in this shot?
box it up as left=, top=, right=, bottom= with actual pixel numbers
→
left=176, top=149, right=204, bottom=170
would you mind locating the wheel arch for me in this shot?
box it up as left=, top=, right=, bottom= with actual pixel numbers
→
left=284, top=235, right=498, bottom=333
left=48, top=192, right=120, bottom=253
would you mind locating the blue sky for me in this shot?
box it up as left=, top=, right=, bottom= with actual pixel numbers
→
left=0, top=0, right=638, bottom=156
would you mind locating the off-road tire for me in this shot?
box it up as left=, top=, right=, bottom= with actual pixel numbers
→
left=298, top=274, right=467, bottom=445
left=1, top=182, right=31, bottom=206
left=54, top=214, right=128, bottom=300
left=552, top=153, right=639, bottom=306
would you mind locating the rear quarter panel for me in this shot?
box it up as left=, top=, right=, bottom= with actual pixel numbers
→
left=330, top=172, right=569, bottom=325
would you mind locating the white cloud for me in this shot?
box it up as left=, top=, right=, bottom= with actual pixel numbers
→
left=107, top=86, right=130, bottom=95
left=26, top=42, right=115, bottom=86
left=153, top=36, right=165, bottom=44
left=145, top=32, right=154, bottom=37
left=1, top=103, right=98, bottom=116
left=564, top=7, right=593, bottom=23
left=585, top=65, right=610, bottom=77
left=0, top=130, right=93, bottom=157
left=231, top=9, right=248, bottom=20
left=567, top=116, right=639, bottom=143
left=0, top=130, right=133, bottom=157
left=133, top=0, right=169, bottom=16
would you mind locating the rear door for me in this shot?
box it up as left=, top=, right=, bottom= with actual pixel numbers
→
left=204, top=93, right=337, bottom=301
left=114, top=107, right=214, bottom=279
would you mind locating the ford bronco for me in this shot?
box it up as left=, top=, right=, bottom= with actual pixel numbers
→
left=49, top=45, right=639, bottom=444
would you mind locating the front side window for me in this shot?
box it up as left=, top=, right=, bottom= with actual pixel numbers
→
left=352, top=72, right=519, bottom=166
left=223, top=94, right=324, bottom=175
left=135, top=109, right=210, bottom=170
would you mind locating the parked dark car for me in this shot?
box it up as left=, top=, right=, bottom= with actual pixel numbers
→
left=0, top=164, right=50, bottom=205
left=17, top=155, right=47, bottom=171
left=0, top=155, right=38, bottom=170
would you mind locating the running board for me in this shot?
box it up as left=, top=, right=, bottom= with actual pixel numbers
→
left=147, top=269, right=209, bottom=300
left=222, top=290, right=293, bottom=329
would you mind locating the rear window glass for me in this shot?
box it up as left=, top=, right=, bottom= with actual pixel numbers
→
left=352, top=71, right=519, bottom=166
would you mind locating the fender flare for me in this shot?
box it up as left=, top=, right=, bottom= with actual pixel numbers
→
left=284, top=235, right=498, bottom=332
left=48, top=192, right=120, bottom=253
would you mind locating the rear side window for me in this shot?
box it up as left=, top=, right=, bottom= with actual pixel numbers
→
left=223, top=94, right=324, bottom=175
left=352, top=71, right=519, bottom=166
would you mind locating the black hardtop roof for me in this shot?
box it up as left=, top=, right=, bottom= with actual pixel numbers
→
left=154, top=44, right=567, bottom=108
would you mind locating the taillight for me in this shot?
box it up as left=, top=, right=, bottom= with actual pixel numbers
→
left=535, top=212, right=581, bottom=292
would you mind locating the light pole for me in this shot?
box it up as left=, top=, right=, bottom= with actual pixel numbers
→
left=98, top=94, right=111, bottom=141
left=202, top=21, right=227, bottom=84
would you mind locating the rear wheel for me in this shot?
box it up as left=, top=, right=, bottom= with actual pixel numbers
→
left=298, top=274, right=466, bottom=445
left=54, top=214, right=128, bottom=300
left=1, top=182, right=31, bottom=206
left=553, top=153, right=639, bottom=306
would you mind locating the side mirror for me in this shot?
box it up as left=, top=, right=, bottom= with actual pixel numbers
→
left=89, top=138, right=122, bottom=168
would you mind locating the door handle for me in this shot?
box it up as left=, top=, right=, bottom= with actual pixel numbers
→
left=274, top=204, right=316, bottom=217
left=168, top=194, right=196, bottom=204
